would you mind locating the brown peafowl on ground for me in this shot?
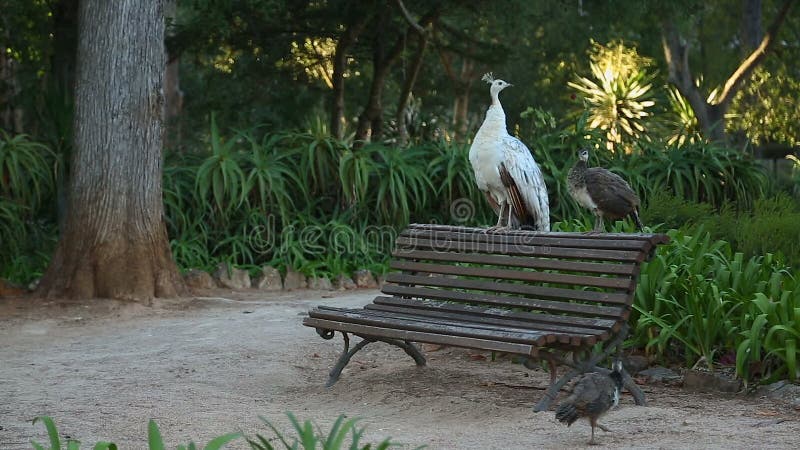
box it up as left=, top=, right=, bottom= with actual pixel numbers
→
left=555, top=360, right=624, bottom=445
left=567, top=148, right=644, bottom=232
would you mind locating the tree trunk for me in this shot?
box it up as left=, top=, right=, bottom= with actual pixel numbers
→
left=37, top=0, right=185, bottom=301
left=330, top=15, right=370, bottom=140
left=439, top=51, right=477, bottom=143
left=741, top=0, right=763, bottom=55
left=452, top=84, right=471, bottom=143
left=661, top=0, right=793, bottom=144
left=354, top=2, right=441, bottom=146
left=395, top=34, right=427, bottom=147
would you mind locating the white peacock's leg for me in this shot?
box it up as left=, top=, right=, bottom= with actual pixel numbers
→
left=496, top=201, right=507, bottom=227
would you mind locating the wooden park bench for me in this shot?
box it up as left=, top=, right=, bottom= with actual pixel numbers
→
left=303, top=223, right=669, bottom=411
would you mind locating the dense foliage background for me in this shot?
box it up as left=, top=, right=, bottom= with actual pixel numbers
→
left=1, top=0, right=799, bottom=382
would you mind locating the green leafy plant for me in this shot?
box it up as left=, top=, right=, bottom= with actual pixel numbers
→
left=195, top=114, right=248, bottom=216
left=148, top=419, right=241, bottom=450
left=31, top=416, right=117, bottom=450
left=664, top=86, right=702, bottom=146
left=0, top=130, right=55, bottom=212
left=246, top=413, right=414, bottom=450
left=737, top=284, right=800, bottom=383
left=30, top=416, right=242, bottom=450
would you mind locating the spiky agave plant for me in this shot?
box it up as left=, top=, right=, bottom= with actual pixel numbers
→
left=665, top=86, right=703, bottom=146
left=568, top=42, right=656, bottom=153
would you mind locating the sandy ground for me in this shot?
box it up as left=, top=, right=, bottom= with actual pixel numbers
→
left=1, top=289, right=799, bottom=450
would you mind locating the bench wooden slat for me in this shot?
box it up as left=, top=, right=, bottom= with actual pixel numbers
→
left=305, top=311, right=553, bottom=346
left=314, top=306, right=579, bottom=344
left=395, top=236, right=644, bottom=262
left=389, top=260, right=634, bottom=290
left=401, top=228, right=653, bottom=252
left=392, top=249, right=638, bottom=276
left=381, top=284, right=628, bottom=318
left=371, top=296, right=618, bottom=331
left=385, top=273, right=630, bottom=305
left=362, top=303, right=605, bottom=345
left=304, top=317, right=537, bottom=355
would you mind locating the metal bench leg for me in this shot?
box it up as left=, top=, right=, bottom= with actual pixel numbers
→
left=534, top=366, right=583, bottom=412
left=325, top=334, right=427, bottom=388
left=379, top=338, right=426, bottom=367
left=326, top=333, right=372, bottom=387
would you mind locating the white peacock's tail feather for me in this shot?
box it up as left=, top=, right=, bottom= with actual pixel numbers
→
left=481, top=72, right=494, bottom=84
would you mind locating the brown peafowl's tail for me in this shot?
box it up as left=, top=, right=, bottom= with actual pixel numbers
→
left=555, top=401, right=580, bottom=426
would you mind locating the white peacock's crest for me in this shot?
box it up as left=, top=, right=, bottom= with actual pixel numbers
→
left=481, top=72, right=495, bottom=84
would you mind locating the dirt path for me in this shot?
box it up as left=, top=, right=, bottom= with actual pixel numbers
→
left=1, top=290, right=798, bottom=449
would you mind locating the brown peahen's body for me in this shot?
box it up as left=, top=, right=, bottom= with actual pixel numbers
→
left=555, top=361, right=624, bottom=445
left=568, top=149, right=643, bottom=232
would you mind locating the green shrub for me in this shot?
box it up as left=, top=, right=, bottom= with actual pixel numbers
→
left=29, top=414, right=416, bottom=450
left=247, top=413, right=416, bottom=450
left=737, top=281, right=800, bottom=383
left=0, top=130, right=55, bottom=212
left=632, top=228, right=798, bottom=382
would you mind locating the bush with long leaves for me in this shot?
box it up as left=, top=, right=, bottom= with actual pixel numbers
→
left=0, top=130, right=55, bottom=213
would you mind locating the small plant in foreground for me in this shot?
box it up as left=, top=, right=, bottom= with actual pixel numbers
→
left=31, top=416, right=117, bottom=450
left=29, top=414, right=422, bottom=450
left=247, top=413, right=420, bottom=450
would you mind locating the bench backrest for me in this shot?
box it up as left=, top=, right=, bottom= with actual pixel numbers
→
left=378, top=223, right=669, bottom=346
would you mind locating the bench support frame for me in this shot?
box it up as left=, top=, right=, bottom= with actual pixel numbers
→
left=320, top=330, right=426, bottom=387
left=316, top=323, right=646, bottom=411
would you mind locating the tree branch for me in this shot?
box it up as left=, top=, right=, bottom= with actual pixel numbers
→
left=394, top=0, right=426, bottom=34
left=715, top=0, right=794, bottom=107
left=661, top=19, right=709, bottom=125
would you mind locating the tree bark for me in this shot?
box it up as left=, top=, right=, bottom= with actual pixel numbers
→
left=329, top=14, right=370, bottom=140
left=395, top=33, right=428, bottom=147
left=661, top=0, right=793, bottom=143
left=439, top=48, right=477, bottom=143
left=354, top=2, right=441, bottom=145
left=37, top=0, right=185, bottom=301
left=741, top=0, right=763, bottom=55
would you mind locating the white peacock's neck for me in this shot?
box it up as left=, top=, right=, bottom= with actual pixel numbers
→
left=475, top=104, right=508, bottom=142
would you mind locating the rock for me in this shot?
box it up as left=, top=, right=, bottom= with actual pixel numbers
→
left=213, top=263, right=251, bottom=290
left=283, top=269, right=307, bottom=290
left=638, top=366, right=681, bottom=383
left=0, top=279, right=26, bottom=297
left=183, top=269, right=216, bottom=290
left=333, top=274, right=357, bottom=290
left=308, top=276, right=333, bottom=290
left=683, top=369, right=741, bottom=393
left=27, top=278, right=40, bottom=292
left=375, top=274, right=387, bottom=287
left=622, top=354, right=650, bottom=374
left=352, top=269, right=377, bottom=288
left=253, top=266, right=282, bottom=291
left=759, top=381, right=800, bottom=409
